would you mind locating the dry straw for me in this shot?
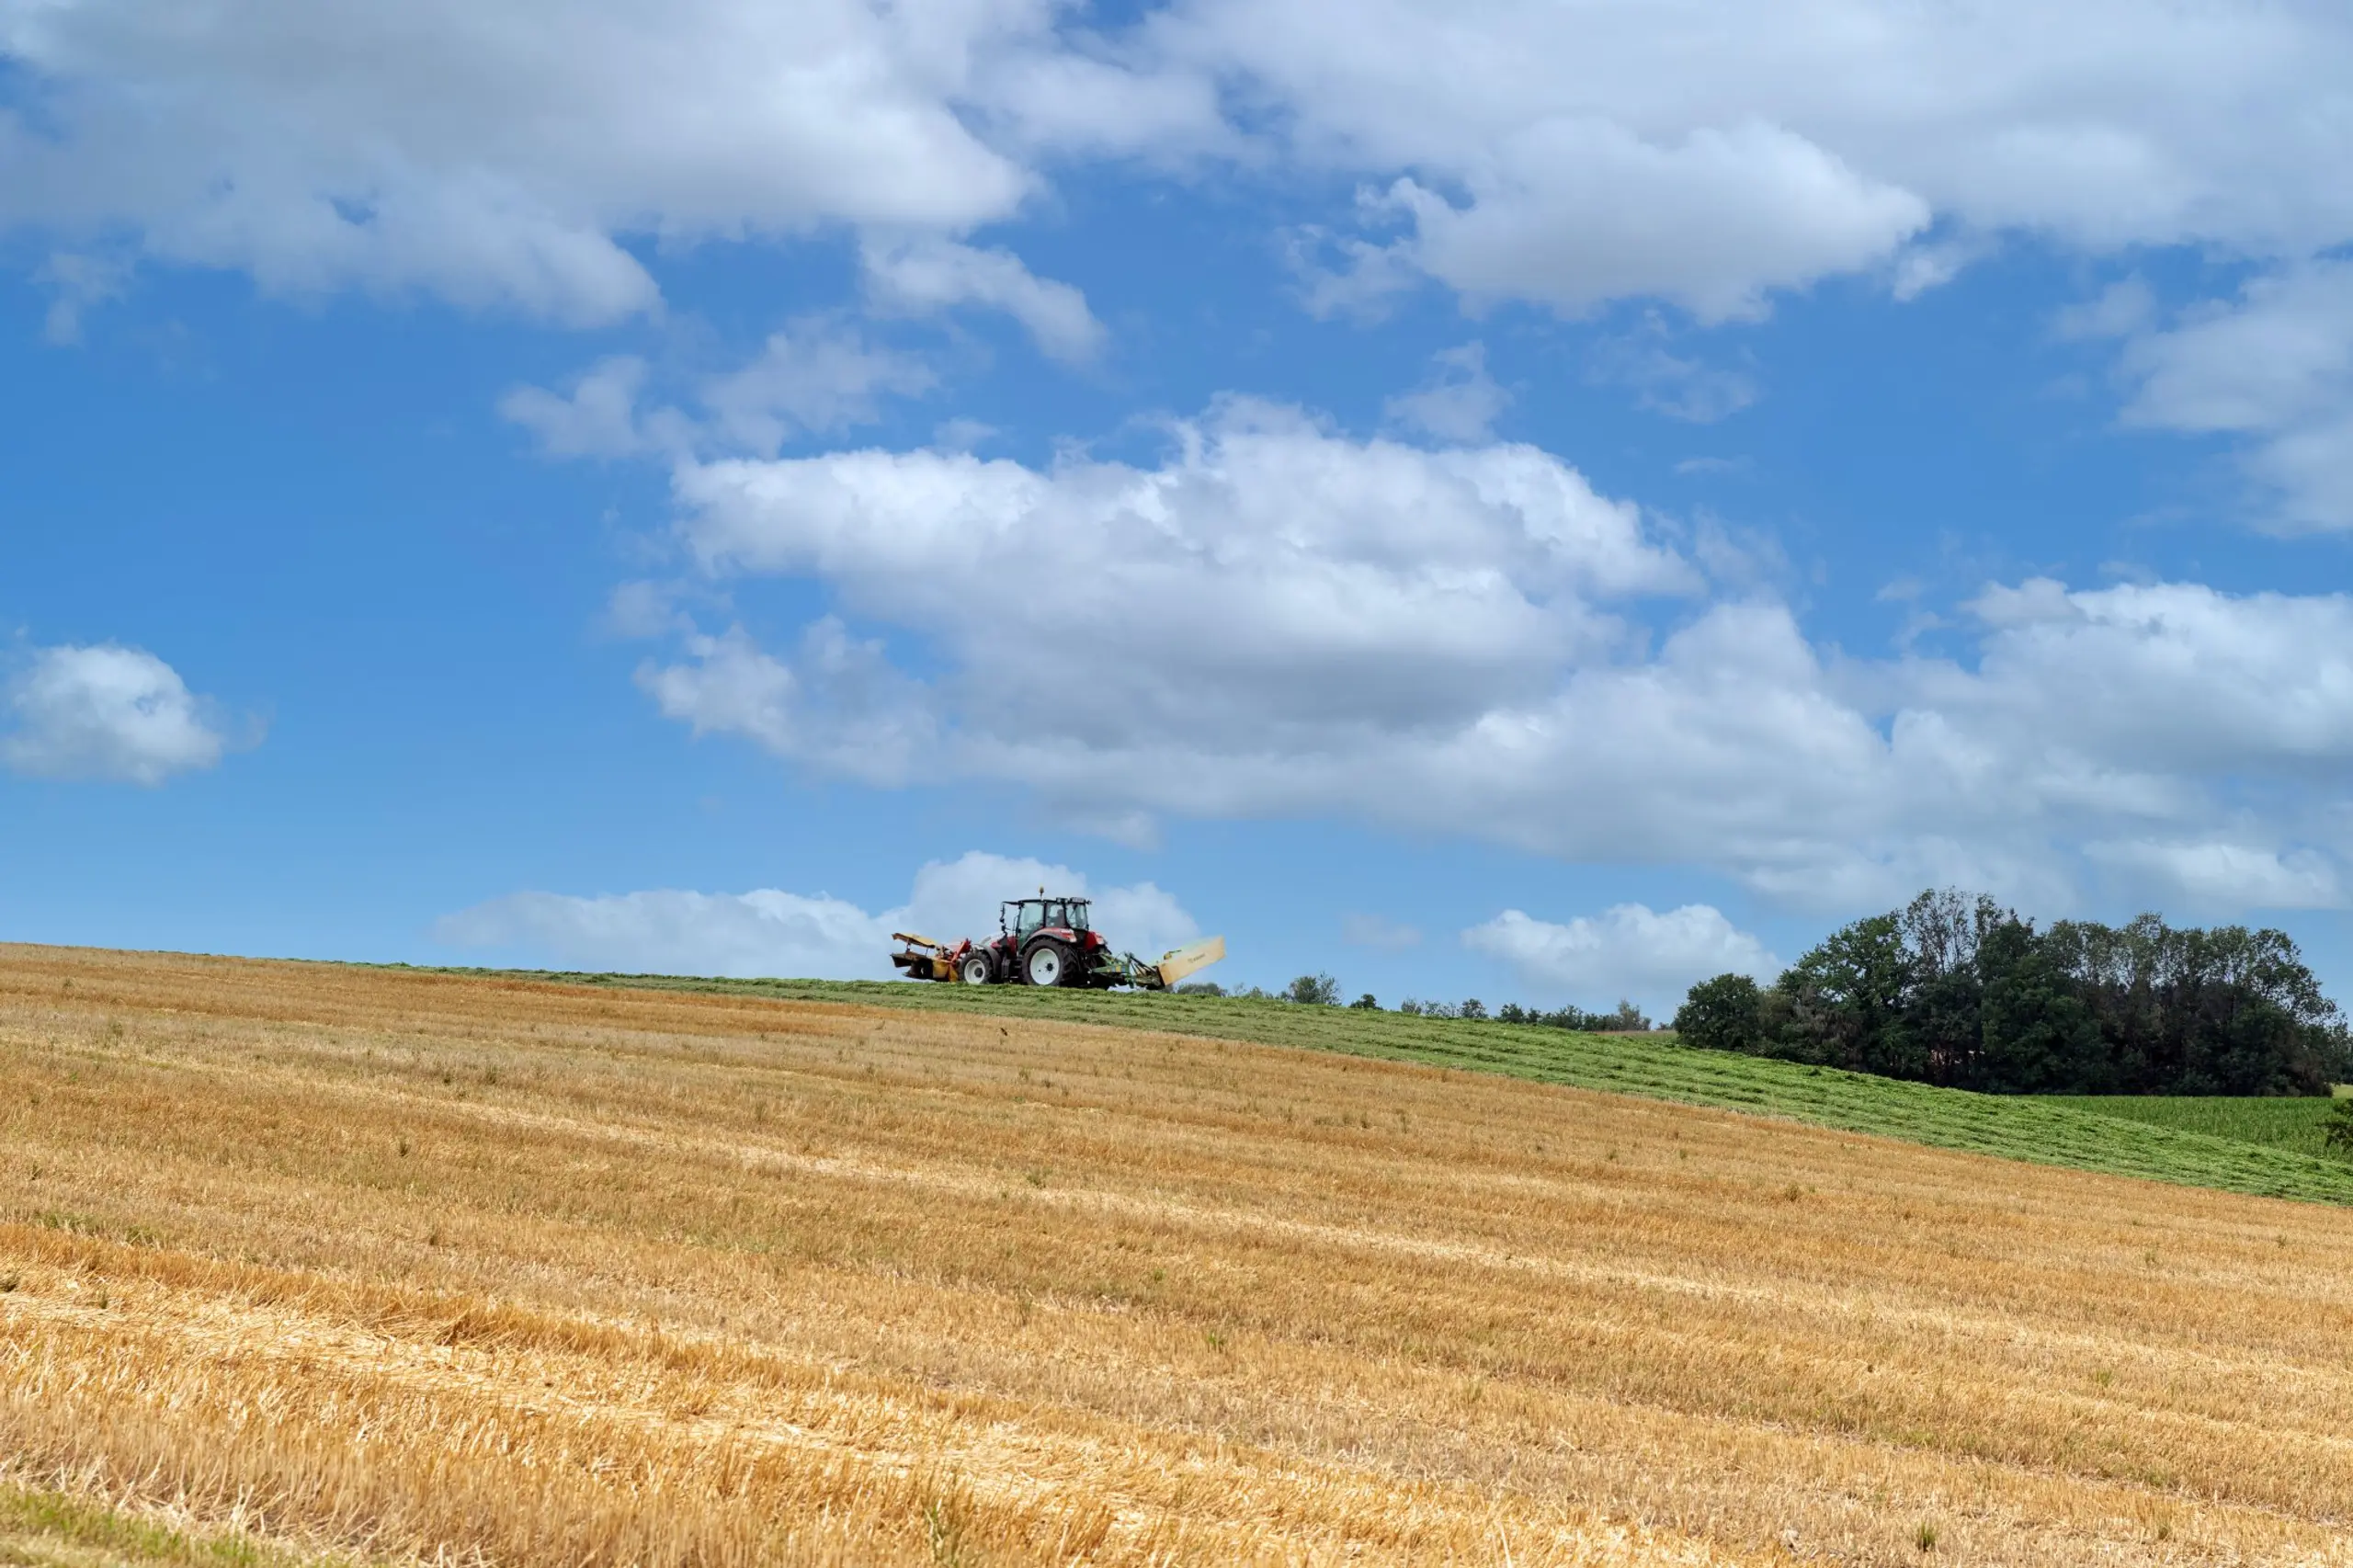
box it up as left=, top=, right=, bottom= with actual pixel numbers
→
left=5, top=943, right=2352, bottom=1565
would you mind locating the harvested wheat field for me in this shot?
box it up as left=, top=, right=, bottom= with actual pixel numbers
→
left=4, top=946, right=2352, bottom=1567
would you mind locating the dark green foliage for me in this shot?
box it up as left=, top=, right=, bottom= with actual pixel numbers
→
left=1496, top=998, right=1654, bottom=1031
left=1348, top=993, right=1380, bottom=1010
left=1285, top=972, right=1341, bottom=1006
left=1681, top=889, right=2353, bottom=1096
left=2327, top=1098, right=2353, bottom=1156
left=1672, top=973, right=1762, bottom=1052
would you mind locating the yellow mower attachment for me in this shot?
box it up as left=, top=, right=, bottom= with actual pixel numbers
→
left=888, top=932, right=958, bottom=982
left=1153, top=936, right=1226, bottom=988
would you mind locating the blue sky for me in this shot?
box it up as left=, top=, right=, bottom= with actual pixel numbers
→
left=6, top=1, right=2353, bottom=1015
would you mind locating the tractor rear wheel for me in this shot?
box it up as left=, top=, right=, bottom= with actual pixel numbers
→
left=959, top=952, right=994, bottom=985
left=1024, top=940, right=1072, bottom=988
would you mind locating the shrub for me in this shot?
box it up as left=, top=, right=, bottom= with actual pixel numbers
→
left=2325, top=1097, right=2353, bottom=1157
left=1285, top=973, right=1341, bottom=1006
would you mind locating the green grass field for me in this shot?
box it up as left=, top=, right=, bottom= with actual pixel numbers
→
left=385, top=965, right=2353, bottom=1208
left=2053, top=1095, right=2345, bottom=1157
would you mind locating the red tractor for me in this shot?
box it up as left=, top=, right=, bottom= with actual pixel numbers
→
left=890, top=894, right=1223, bottom=990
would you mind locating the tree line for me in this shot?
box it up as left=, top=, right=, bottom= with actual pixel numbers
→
left=1674, top=889, right=2353, bottom=1096
left=1188, top=974, right=1657, bottom=1030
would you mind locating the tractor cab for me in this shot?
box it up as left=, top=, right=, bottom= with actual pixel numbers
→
left=1003, top=896, right=1092, bottom=939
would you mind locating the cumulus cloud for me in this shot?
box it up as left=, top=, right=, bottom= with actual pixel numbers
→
left=500, top=356, right=666, bottom=459
left=1364, top=122, right=1929, bottom=323
left=2116, top=261, right=2353, bottom=529
left=13, top=1, right=2353, bottom=335
left=434, top=850, right=1199, bottom=979
left=860, top=236, right=1107, bottom=362
left=652, top=400, right=1697, bottom=792
left=1465, top=904, right=1780, bottom=1014
left=2081, top=841, right=2342, bottom=914
left=0, top=0, right=1099, bottom=321
left=2, top=642, right=233, bottom=785
left=1149, top=0, right=2353, bottom=313
left=636, top=620, right=936, bottom=788
left=603, top=401, right=2353, bottom=915
left=700, top=321, right=939, bottom=453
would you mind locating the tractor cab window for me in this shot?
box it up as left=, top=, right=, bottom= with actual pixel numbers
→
left=1066, top=903, right=1091, bottom=932
left=1013, top=903, right=1044, bottom=937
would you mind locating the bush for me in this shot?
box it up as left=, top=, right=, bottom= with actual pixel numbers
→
left=2325, top=1098, right=2353, bottom=1157
left=1349, top=993, right=1380, bottom=1010
left=1285, top=973, right=1341, bottom=1006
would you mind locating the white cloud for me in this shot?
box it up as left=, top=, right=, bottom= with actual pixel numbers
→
left=860, top=236, right=1107, bottom=362
left=1463, top=904, right=1780, bottom=1015
left=1364, top=123, right=1929, bottom=323
left=500, top=356, right=666, bottom=459
left=503, top=322, right=935, bottom=460
left=1148, top=0, right=2353, bottom=312
left=434, top=849, right=1199, bottom=979
left=0, top=0, right=1089, bottom=321
left=700, top=319, right=938, bottom=454
left=3, top=642, right=233, bottom=785
left=606, top=401, right=2353, bottom=916
left=1382, top=343, right=1508, bottom=443
left=17, top=1, right=2352, bottom=335
left=2081, top=841, right=2342, bottom=913
left=12, top=0, right=2353, bottom=352
left=636, top=620, right=936, bottom=788
left=654, top=400, right=1698, bottom=794
left=2116, top=261, right=2353, bottom=529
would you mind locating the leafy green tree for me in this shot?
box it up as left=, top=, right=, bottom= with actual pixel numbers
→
left=1286, top=973, right=1341, bottom=1006
left=1349, top=993, right=1380, bottom=1010
left=1975, top=915, right=2102, bottom=1093
left=1675, top=974, right=1761, bottom=1053
left=1777, top=913, right=1912, bottom=1074
left=1691, top=888, right=2350, bottom=1096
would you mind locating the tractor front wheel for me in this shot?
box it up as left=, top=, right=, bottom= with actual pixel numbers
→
left=1024, top=940, right=1072, bottom=988
left=959, top=952, right=995, bottom=985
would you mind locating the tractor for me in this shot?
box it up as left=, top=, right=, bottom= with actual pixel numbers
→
left=889, top=893, right=1223, bottom=990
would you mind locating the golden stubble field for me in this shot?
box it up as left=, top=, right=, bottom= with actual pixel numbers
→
left=3, top=946, right=2351, bottom=1567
